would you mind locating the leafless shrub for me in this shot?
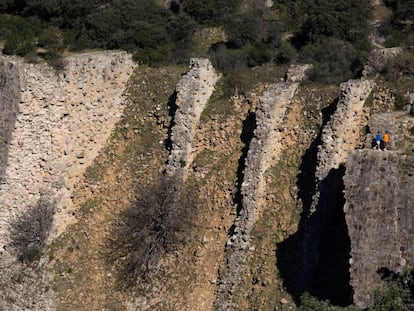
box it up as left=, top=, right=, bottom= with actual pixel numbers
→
left=8, top=194, right=56, bottom=264
left=107, top=176, right=201, bottom=289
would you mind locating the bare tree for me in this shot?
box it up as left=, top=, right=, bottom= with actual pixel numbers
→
left=107, top=176, right=201, bottom=289
left=9, top=194, right=56, bottom=264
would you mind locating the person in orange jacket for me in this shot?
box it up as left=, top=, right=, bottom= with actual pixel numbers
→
left=383, top=131, right=389, bottom=150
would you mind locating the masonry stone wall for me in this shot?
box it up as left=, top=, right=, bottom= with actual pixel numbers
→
left=0, top=51, right=135, bottom=310
left=215, top=65, right=310, bottom=310
left=344, top=150, right=414, bottom=307
left=0, top=59, right=21, bottom=183
left=315, top=79, right=374, bottom=185
left=299, top=79, right=374, bottom=294
left=166, top=58, right=219, bottom=179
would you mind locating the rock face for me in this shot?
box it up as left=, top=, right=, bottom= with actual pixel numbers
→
left=215, top=65, right=310, bottom=310
left=166, top=58, right=219, bottom=179
left=299, top=79, right=374, bottom=298
left=0, top=51, right=135, bottom=310
left=344, top=150, right=414, bottom=307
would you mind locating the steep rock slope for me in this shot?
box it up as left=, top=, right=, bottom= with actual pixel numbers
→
left=167, top=58, right=219, bottom=179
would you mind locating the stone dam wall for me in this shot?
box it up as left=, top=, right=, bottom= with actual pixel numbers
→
left=0, top=51, right=135, bottom=310
left=299, top=79, right=374, bottom=297
left=215, top=65, right=310, bottom=310
left=344, top=150, right=414, bottom=307
left=166, top=58, right=219, bottom=180
left=0, top=51, right=135, bottom=247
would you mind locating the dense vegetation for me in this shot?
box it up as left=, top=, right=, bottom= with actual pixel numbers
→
left=0, top=0, right=412, bottom=81
left=382, top=0, right=414, bottom=47
left=0, top=0, right=374, bottom=83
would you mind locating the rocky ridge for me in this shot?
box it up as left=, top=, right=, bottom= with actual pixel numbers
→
left=166, top=58, right=219, bottom=179
left=214, top=65, right=310, bottom=310
left=299, top=78, right=374, bottom=295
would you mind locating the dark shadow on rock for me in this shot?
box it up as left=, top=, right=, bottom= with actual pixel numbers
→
left=297, top=98, right=338, bottom=217
left=165, top=91, right=178, bottom=152
left=106, top=176, right=201, bottom=290
left=277, top=166, right=353, bottom=306
left=8, top=194, right=56, bottom=264
left=304, top=165, right=353, bottom=306
left=228, top=110, right=256, bottom=237
left=234, top=111, right=256, bottom=215
left=277, top=97, right=353, bottom=306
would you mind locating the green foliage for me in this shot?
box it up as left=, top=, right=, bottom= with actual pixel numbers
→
left=0, top=14, right=42, bottom=56
left=3, top=33, right=35, bottom=56
left=298, top=269, right=414, bottom=310
left=300, top=38, right=365, bottom=84
left=38, top=26, right=65, bottom=67
left=0, top=0, right=374, bottom=85
left=0, top=0, right=13, bottom=11
left=277, top=41, right=298, bottom=64
left=383, top=0, right=414, bottom=46
left=181, top=0, right=241, bottom=26
left=225, top=11, right=263, bottom=48
left=298, top=293, right=358, bottom=311
left=368, top=269, right=414, bottom=311
left=297, top=0, right=372, bottom=45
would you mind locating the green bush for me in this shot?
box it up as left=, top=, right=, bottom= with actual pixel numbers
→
left=3, top=33, right=35, bottom=56
left=181, top=0, right=241, bottom=26
left=0, top=14, right=42, bottom=56
left=368, top=269, right=414, bottom=311
left=277, top=41, right=298, bottom=64
left=298, top=293, right=358, bottom=311
left=300, top=38, right=364, bottom=84
left=297, top=0, right=372, bottom=46
left=224, top=11, right=263, bottom=48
